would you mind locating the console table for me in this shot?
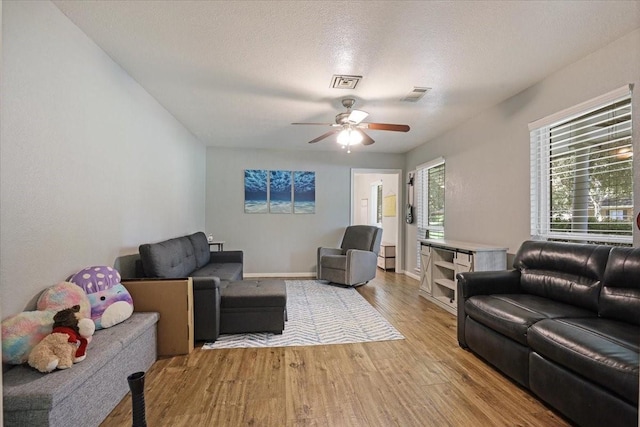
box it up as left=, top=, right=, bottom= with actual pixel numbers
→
left=208, top=240, right=225, bottom=251
left=418, top=238, right=507, bottom=315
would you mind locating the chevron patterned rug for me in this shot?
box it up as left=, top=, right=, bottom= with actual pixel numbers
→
left=202, top=279, right=404, bottom=349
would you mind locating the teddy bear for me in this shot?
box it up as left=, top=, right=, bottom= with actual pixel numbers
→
left=27, top=305, right=95, bottom=373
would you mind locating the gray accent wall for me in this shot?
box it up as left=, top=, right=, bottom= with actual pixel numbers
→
left=0, top=1, right=206, bottom=317
left=206, top=148, right=404, bottom=276
left=405, top=28, right=640, bottom=273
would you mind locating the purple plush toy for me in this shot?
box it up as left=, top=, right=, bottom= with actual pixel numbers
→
left=69, top=266, right=133, bottom=329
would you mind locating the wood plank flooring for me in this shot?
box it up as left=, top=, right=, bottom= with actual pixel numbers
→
left=100, top=271, right=571, bottom=426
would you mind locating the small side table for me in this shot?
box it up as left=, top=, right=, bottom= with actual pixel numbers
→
left=208, top=240, right=225, bottom=251
left=377, top=242, right=396, bottom=271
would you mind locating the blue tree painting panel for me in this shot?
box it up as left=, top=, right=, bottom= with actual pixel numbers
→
left=244, top=169, right=268, bottom=213
left=294, top=171, right=315, bottom=214
left=269, top=170, right=292, bottom=213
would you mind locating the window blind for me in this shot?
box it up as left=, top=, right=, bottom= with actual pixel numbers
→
left=415, top=158, right=445, bottom=269
left=530, top=86, right=633, bottom=244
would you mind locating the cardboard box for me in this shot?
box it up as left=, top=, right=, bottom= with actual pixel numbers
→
left=122, top=278, right=194, bottom=356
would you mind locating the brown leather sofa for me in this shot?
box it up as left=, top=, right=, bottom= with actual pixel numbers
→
left=457, top=240, right=639, bottom=427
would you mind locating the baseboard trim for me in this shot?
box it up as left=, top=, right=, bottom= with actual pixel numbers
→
left=244, top=272, right=317, bottom=278
left=404, top=271, right=420, bottom=281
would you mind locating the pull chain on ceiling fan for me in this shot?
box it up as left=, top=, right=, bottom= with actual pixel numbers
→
left=292, top=98, right=410, bottom=152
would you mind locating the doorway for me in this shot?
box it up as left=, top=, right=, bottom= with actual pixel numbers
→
left=351, top=168, right=402, bottom=273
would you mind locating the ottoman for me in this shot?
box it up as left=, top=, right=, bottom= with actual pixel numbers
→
left=219, top=280, right=287, bottom=334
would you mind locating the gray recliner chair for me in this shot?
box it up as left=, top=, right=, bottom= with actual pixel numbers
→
left=317, top=225, right=383, bottom=286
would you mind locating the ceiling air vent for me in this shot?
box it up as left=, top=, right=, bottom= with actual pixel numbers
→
left=401, top=87, right=431, bottom=102
left=331, top=75, right=362, bottom=90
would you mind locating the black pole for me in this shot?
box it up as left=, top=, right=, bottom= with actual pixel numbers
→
left=127, top=371, right=147, bottom=427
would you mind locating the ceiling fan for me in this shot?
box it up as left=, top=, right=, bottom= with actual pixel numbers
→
left=292, top=99, right=410, bottom=152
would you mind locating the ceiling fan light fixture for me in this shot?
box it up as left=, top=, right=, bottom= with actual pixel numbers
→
left=337, top=127, right=362, bottom=147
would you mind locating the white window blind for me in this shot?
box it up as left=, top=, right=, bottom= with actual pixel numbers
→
left=415, top=158, right=445, bottom=269
left=530, top=85, right=633, bottom=244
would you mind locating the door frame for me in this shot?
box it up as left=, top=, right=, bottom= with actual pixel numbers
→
left=350, top=168, right=403, bottom=273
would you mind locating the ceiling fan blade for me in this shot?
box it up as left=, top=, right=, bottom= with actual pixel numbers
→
left=347, top=109, right=369, bottom=124
left=357, top=130, right=375, bottom=146
left=292, top=122, right=337, bottom=126
left=308, top=130, right=339, bottom=144
left=364, top=123, right=410, bottom=132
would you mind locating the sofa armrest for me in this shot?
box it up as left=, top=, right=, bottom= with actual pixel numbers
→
left=345, top=249, right=378, bottom=285
left=191, top=276, right=220, bottom=291
left=318, top=247, right=343, bottom=257
left=209, top=250, right=243, bottom=265
left=191, top=276, right=221, bottom=342
left=457, top=269, right=522, bottom=299
left=456, top=269, right=521, bottom=348
left=317, top=247, right=343, bottom=279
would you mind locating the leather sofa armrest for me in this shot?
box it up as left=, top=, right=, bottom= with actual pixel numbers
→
left=456, top=269, right=521, bottom=349
left=209, top=250, right=243, bottom=264
left=457, top=269, right=522, bottom=299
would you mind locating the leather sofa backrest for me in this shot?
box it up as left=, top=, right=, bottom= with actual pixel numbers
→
left=188, top=232, right=212, bottom=268
left=599, top=247, right=640, bottom=325
left=340, top=225, right=383, bottom=255
left=139, top=236, right=197, bottom=278
left=514, top=240, right=611, bottom=312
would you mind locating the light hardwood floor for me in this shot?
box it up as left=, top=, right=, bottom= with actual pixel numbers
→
left=100, top=271, right=571, bottom=426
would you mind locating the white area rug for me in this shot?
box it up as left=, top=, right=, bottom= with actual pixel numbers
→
left=202, top=279, right=404, bottom=349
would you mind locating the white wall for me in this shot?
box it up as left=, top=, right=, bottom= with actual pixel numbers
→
left=0, top=1, right=206, bottom=317
left=353, top=173, right=399, bottom=245
left=205, top=148, right=404, bottom=276
left=404, top=29, right=640, bottom=273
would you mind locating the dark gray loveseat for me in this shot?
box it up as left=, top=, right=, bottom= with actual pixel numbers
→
left=137, top=232, right=243, bottom=341
left=457, top=240, right=639, bottom=427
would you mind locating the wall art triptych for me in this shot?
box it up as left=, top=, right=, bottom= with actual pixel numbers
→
left=244, top=170, right=315, bottom=214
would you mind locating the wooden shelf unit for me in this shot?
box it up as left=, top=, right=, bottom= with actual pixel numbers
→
left=419, top=239, right=507, bottom=315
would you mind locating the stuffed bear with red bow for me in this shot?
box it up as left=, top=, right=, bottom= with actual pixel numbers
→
left=27, top=305, right=95, bottom=373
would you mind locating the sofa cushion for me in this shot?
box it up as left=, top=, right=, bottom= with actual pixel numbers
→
left=528, top=317, right=639, bottom=404
left=465, top=294, right=596, bottom=345
left=192, top=262, right=243, bottom=281
left=139, top=236, right=197, bottom=278
left=220, top=280, right=287, bottom=308
left=599, top=247, right=640, bottom=325
left=514, top=241, right=611, bottom=311
left=188, top=232, right=211, bottom=269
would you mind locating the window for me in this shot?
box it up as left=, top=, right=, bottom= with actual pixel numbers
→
left=529, top=85, right=633, bottom=244
left=608, top=209, right=625, bottom=221
left=415, top=158, right=445, bottom=269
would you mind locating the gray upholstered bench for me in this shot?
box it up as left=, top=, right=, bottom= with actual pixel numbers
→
left=219, top=280, right=287, bottom=334
left=3, top=312, right=158, bottom=427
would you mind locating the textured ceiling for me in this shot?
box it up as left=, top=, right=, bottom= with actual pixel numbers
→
left=52, top=0, right=640, bottom=154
